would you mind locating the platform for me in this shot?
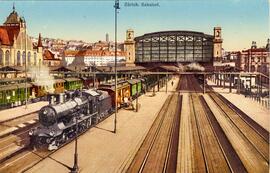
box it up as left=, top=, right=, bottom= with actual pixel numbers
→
left=0, top=102, right=48, bottom=123
left=24, top=77, right=179, bottom=173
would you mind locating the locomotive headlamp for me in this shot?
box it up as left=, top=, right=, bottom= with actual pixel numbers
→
left=29, top=129, right=34, bottom=136
left=43, top=110, right=48, bottom=114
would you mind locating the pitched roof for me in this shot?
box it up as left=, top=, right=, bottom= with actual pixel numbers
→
left=43, top=49, right=56, bottom=60
left=4, top=10, right=23, bottom=25
left=0, top=26, right=20, bottom=46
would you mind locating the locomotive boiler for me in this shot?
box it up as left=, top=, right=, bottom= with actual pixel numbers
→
left=29, top=89, right=112, bottom=150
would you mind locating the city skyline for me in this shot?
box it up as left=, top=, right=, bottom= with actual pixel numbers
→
left=0, top=0, right=268, bottom=51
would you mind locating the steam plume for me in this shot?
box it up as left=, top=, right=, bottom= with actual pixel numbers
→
left=29, top=65, right=55, bottom=93
left=185, top=63, right=205, bottom=71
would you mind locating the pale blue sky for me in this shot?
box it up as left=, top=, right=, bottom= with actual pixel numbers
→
left=0, top=0, right=269, bottom=51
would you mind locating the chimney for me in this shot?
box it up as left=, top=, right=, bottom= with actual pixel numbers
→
left=251, top=41, right=257, bottom=49
left=59, top=93, right=65, bottom=104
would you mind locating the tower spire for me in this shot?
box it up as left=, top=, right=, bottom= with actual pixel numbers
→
left=13, top=2, right=15, bottom=12
left=37, top=33, right=43, bottom=47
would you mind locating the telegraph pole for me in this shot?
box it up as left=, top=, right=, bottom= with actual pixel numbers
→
left=113, top=0, right=120, bottom=134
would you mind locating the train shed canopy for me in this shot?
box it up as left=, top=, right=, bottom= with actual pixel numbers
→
left=135, top=30, right=214, bottom=64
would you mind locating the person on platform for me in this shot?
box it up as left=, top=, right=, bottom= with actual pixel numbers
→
left=124, top=96, right=129, bottom=107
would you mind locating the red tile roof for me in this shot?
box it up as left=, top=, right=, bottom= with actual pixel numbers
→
left=0, top=25, right=20, bottom=46
left=43, top=50, right=60, bottom=60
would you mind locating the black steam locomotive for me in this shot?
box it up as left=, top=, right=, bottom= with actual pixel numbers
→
left=29, top=89, right=112, bottom=150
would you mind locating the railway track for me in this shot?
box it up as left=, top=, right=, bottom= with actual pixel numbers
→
left=0, top=112, right=38, bottom=138
left=178, top=75, right=234, bottom=172
left=0, top=112, right=39, bottom=164
left=128, top=78, right=182, bottom=173
left=205, top=93, right=269, bottom=172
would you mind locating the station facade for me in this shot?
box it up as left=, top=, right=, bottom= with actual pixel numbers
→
left=124, top=27, right=222, bottom=66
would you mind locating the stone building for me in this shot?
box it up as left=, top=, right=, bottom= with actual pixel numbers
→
left=0, top=5, right=43, bottom=67
left=63, top=49, right=126, bottom=67
left=124, top=29, right=135, bottom=66
left=236, top=40, right=269, bottom=75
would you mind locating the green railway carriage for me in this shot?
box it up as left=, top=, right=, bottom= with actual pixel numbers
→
left=0, top=83, right=32, bottom=109
left=64, top=78, right=83, bottom=90
left=127, top=79, right=142, bottom=99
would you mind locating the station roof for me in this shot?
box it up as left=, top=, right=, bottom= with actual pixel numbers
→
left=0, top=66, right=24, bottom=72
left=135, top=30, right=213, bottom=41
left=96, top=65, right=146, bottom=72
left=0, top=83, right=32, bottom=91
left=49, top=66, right=75, bottom=72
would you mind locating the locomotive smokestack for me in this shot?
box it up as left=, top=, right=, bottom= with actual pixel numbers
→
left=59, top=93, right=65, bottom=104
left=50, top=95, right=55, bottom=105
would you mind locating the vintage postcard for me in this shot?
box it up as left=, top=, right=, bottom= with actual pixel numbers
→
left=0, top=0, right=269, bottom=172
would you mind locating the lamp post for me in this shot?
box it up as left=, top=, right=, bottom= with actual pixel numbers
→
left=24, top=20, right=28, bottom=109
left=93, top=62, right=96, bottom=88
left=70, top=114, right=79, bottom=173
left=113, top=0, right=120, bottom=134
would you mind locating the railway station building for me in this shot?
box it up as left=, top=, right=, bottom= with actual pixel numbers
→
left=0, top=5, right=43, bottom=67
left=124, top=27, right=223, bottom=67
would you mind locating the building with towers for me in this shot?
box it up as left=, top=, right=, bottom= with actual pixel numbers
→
left=236, top=40, right=269, bottom=75
left=0, top=4, right=43, bottom=67
left=124, top=29, right=135, bottom=66
left=213, top=27, right=223, bottom=62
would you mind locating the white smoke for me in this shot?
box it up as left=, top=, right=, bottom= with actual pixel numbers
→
left=177, top=63, right=185, bottom=72
left=28, top=65, right=55, bottom=93
left=185, top=63, right=205, bottom=72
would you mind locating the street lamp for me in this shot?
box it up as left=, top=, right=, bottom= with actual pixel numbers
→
left=70, top=114, right=79, bottom=173
left=24, top=18, right=28, bottom=109
left=113, top=0, right=120, bottom=134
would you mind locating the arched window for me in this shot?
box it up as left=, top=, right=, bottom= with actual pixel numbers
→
left=5, top=50, right=10, bottom=66
left=0, top=49, right=3, bottom=66
left=17, top=51, right=21, bottom=66
left=22, top=51, right=26, bottom=65
left=27, top=52, right=31, bottom=65
left=34, top=52, right=37, bottom=65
